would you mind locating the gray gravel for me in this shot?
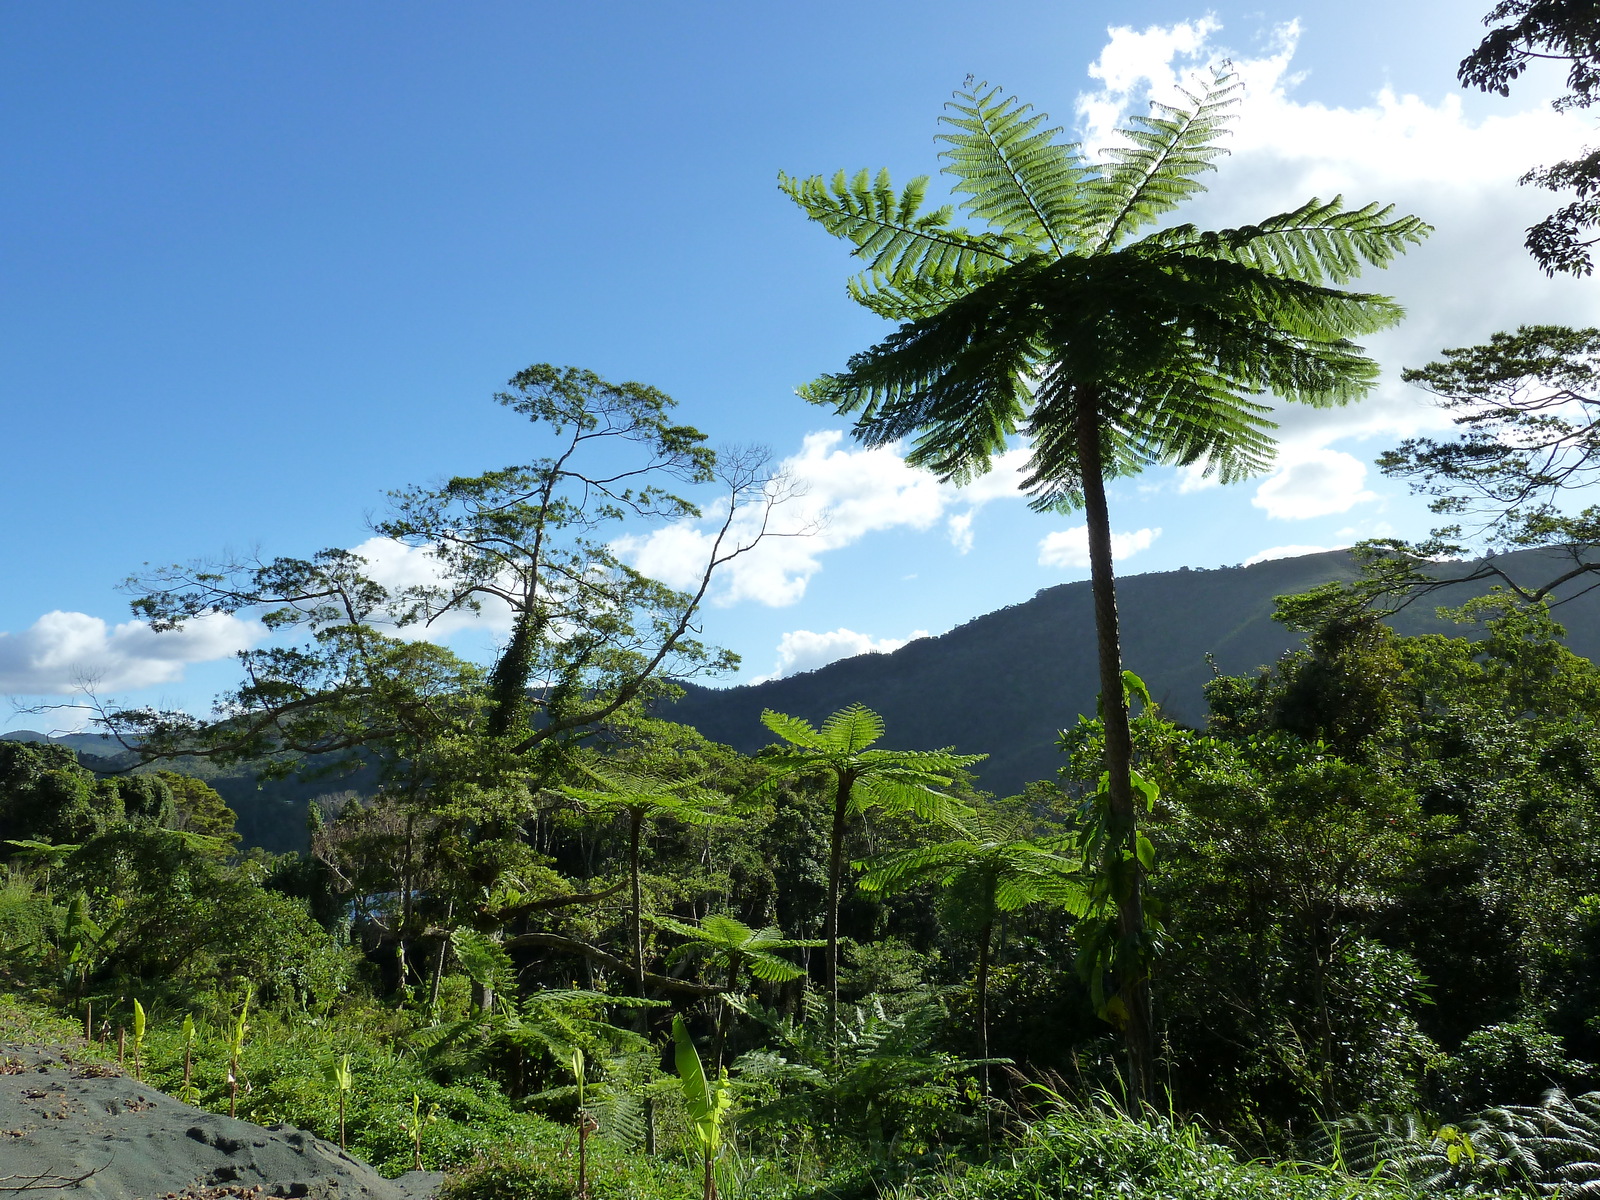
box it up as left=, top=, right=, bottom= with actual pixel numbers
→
left=0, top=1043, right=442, bottom=1199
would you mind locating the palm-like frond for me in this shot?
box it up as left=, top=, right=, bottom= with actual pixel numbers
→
left=939, top=84, right=1089, bottom=254
left=1081, top=73, right=1241, bottom=252
left=759, top=707, right=826, bottom=749
left=819, top=701, right=886, bottom=753
left=655, top=912, right=820, bottom=983
left=851, top=773, right=971, bottom=823
left=778, top=167, right=1017, bottom=288
left=563, top=760, right=733, bottom=824
left=857, top=822, right=1089, bottom=916
left=1141, top=196, right=1432, bottom=284
left=785, top=71, right=1427, bottom=518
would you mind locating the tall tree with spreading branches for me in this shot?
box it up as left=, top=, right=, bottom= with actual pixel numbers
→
left=1460, top=0, right=1600, bottom=275
left=781, top=73, right=1427, bottom=1105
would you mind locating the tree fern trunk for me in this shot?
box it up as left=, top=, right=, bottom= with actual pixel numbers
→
left=1074, top=385, right=1154, bottom=1114
left=975, top=899, right=993, bottom=1095
left=825, top=774, right=851, bottom=1053
left=630, top=812, right=646, bottom=1007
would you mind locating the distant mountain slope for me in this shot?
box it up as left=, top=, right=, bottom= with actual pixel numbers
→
left=1, top=730, right=129, bottom=760
left=664, top=548, right=1600, bottom=799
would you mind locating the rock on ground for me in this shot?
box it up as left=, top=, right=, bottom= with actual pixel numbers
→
left=0, top=1044, right=442, bottom=1200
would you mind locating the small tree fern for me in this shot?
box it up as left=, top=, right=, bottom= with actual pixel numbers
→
left=856, top=815, right=1087, bottom=1083
left=743, top=703, right=982, bottom=1044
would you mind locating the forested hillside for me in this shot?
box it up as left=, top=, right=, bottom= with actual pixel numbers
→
left=15, top=546, right=1592, bottom=858
left=667, top=546, right=1600, bottom=796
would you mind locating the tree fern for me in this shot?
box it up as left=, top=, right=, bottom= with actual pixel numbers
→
left=746, top=703, right=982, bottom=1041
left=782, top=69, right=1429, bottom=1107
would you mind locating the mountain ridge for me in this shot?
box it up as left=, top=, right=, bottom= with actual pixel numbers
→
left=663, top=547, right=1600, bottom=798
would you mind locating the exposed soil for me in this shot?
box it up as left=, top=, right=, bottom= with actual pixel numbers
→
left=0, top=1043, right=441, bottom=1199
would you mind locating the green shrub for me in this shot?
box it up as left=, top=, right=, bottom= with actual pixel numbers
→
left=895, top=1106, right=1423, bottom=1200
left=442, top=1138, right=696, bottom=1200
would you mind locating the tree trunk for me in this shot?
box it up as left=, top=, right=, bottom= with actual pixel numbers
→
left=399, top=809, right=415, bottom=991
left=629, top=811, right=659, bottom=1154
left=825, top=773, right=852, bottom=1050
left=427, top=901, right=453, bottom=1011
left=630, top=812, right=646, bottom=1004
left=975, top=900, right=994, bottom=1096
left=1074, top=385, right=1154, bottom=1114
left=713, top=953, right=740, bottom=1073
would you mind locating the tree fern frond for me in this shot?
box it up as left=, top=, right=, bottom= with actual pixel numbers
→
left=819, top=701, right=886, bottom=753
left=1139, top=196, right=1433, bottom=283
left=938, top=84, right=1090, bottom=253
left=779, top=168, right=1020, bottom=287
left=760, top=707, right=825, bottom=749
left=810, top=265, right=1051, bottom=480
left=844, top=268, right=985, bottom=321
left=1082, top=72, right=1241, bottom=251
left=746, top=952, right=807, bottom=982
left=855, top=843, right=969, bottom=893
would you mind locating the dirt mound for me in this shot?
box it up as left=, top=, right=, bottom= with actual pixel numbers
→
left=0, top=1044, right=441, bottom=1200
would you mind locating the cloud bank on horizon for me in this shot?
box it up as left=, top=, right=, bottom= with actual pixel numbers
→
left=9, top=13, right=1597, bottom=704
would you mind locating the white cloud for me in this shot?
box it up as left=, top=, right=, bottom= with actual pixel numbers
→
left=947, top=511, right=975, bottom=554
left=1078, top=16, right=1223, bottom=155
left=1243, top=543, right=1339, bottom=566
left=0, top=610, right=262, bottom=696
left=348, top=536, right=514, bottom=637
left=1037, top=525, right=1161, bottom=569
left=1078, top=18, right=1600, bottom=462
left=1251, top=449, right=1376, bottom=519
left=617, top=431, right=1032, bottom=607
left=751, top=626, right=929, bottom=683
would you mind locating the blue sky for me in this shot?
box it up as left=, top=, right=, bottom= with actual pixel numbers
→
left=4, top=1, right=1598, bottom=730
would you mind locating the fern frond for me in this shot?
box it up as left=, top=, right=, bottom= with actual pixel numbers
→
left=759, top=707, right=825, bottom=749
left=939, top=84, right=1089, bottom=253
left=819, top=702, right=886, bottom=753
left=1140, top=196, right=1432, bottom=284
left=1082, top=72, right=1241, bottom=251
left=854, top=775, right=971, bottom=822
left=844, top=269, right=982, bottom=322
left=856, top=843, right=968, bottom=893
left=779, top=168, right=1019, bottom=288
left=746, top=951, right=807, bottom=982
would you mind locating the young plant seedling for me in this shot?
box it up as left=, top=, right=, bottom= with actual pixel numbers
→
left=403, top=1092, right=437, bottom=1171
left=674, top=1016, right=733, bottom=1200
left=227, top=986, right=252, bottom=1118
left=324, top=1053, right=353, bottom=1150
left=178, top=1014, right=199, bottom=1105
left=568, top=1047, right=592, bottom=1200
left=131, top=1000, right=146, bottom=1081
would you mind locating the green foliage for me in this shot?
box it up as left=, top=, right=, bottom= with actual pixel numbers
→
left=1458, top=0, right=1600, bottom=274
left=1437, top=1019, right=1593, bottom=1111
left=0, top=740, right=122, bottom=845
left=734, top=994, right=991, bottom=1159
left=783, top=73, right=1427, bottom=506
left=674, top=1014, right=733, bottom=1198
left=907, top=1102, right=1420, bottom=1200
left=1383, top=324, right=1600, bottom=552
left=156, top=771, right=240, bottom=844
